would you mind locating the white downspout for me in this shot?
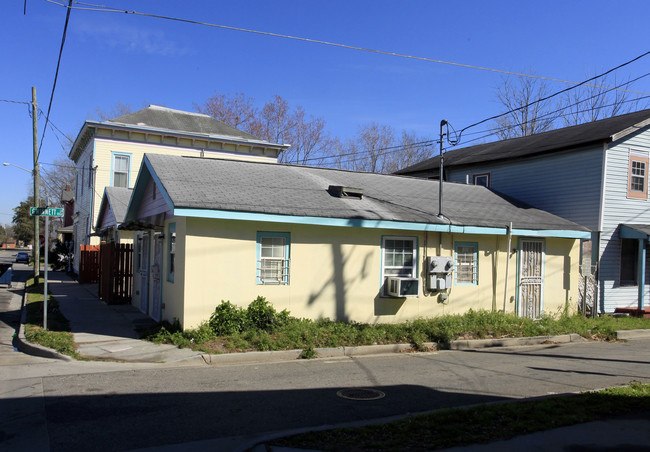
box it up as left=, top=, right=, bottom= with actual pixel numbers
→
left=503, top=222, right=513, bottom=313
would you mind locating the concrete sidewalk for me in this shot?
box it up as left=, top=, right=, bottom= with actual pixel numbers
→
left=16, top=271, right=207, bottom=365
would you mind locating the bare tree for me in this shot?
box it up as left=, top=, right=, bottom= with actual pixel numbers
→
left=94, top=102, right=133, bottom=121
left=281, top=106, right=333, bottom=165
left=383, top=130, right=434, bottom=174
left=559, top=73, right=645, bottom=126
left=194, top=92, right=258, bottom=131
left=255, top=95, right=294, bottom=144
left=40, top=152, right=76, bottom=205
left=493, top=75, right=557, bottom=139
left=196, top=92, right=334, bottom=166
left=335, top=123, right=395, bottom=173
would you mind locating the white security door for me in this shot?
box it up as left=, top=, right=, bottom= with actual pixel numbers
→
left=518, top=239, right=544, bottom=319
left=139, top=234, right=150, bottom=314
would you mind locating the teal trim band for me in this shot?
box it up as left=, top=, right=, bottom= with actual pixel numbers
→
left=174, top=207, right=589, bottom=239
left=510, top=229, right=590, bottom=239
left=620, top=225, right=650, bottom=240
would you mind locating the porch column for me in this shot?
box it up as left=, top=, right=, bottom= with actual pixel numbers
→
left=638, top=239, right=646, bottom=310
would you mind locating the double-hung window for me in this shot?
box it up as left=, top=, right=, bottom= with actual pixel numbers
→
left=381, top=237, right=417, bottom=294
left=257, top=232, right=290, bottom=284
left=628, top=151, right=649, bottom=199
left=455, top=242, right=478, bottom=285
left=112, top=153, right=131, bottom=188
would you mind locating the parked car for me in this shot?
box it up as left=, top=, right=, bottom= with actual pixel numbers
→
left=15, top=252, right=30, bottom=264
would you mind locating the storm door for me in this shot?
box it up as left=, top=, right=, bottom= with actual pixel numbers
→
left=518, top=239, right=545, bottom=319
left=139, top=233, right=150, bottom=314
left=150, top=234, right=163, bottom=322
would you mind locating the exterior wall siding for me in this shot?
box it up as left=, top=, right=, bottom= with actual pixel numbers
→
left=97, top=207, right=116, bottom=230
left=174, top=218, right=580, bottom=329
left=599, top=128, right=650, bottom=311
left=72, top=140, right=95, bottom=272
left=447, top=146, right=604, bottom=232
left=160, top=217, right=185, bottom=324
left=136, top=178, right=172, bottom=219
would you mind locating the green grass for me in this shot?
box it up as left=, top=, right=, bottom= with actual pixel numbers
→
left=24, top=277, right=80, bottom=359
left=143, top=301, right=650, bottom=356
left=270, top=383, right=650, bottom=451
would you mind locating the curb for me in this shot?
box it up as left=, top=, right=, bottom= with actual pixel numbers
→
left=195, top=335, right=588, bottom=366
left=448, top=333, right=587, bottom=350
left=13, top=286, right=73, bottom=362
left=616, top=329, right=650, bottom=340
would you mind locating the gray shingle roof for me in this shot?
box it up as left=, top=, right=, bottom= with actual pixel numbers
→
left=397, top=108, right=650, bottom=175
left=108, top=105, right=262, bottom=141
left=143, top=154, right=588, bottom=232
left=105, top=187, right=133, bottom=223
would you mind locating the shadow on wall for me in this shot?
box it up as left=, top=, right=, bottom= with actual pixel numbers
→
left=374, top=295, right=405, bottom=316
left=307, top=241, right=374, bottom=323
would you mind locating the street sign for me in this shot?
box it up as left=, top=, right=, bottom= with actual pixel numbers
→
left=30, top=207, right=64, bottom=217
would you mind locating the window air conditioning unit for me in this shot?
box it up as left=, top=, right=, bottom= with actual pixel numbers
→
left=386, top=277, right=419, bottom=298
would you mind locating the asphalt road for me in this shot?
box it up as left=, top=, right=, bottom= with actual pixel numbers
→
left=4, top=339, right=650, bottom=451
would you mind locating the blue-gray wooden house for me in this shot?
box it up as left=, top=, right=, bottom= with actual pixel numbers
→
left=397, top=109, right=650, bottom=314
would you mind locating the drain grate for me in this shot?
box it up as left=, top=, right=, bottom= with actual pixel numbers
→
left=336, top=388, right=386, bottom=401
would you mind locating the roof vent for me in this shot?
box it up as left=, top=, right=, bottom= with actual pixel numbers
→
left=328, top=185, right=363, bottom=199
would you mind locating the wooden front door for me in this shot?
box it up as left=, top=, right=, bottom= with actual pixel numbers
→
left=518, top=239, right=545, bottom=319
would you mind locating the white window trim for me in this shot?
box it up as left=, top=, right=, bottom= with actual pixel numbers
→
left=454, top=242, right=478, bottom=285
left=381, top=236, right=418, bottom=295
left=256, top=232, right=290, bottom=285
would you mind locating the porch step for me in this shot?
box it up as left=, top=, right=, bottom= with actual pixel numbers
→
left=614, top=307, right=650, bottom=318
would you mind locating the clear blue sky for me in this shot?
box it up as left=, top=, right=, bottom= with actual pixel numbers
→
left=1, top=0, right=649, bottom=226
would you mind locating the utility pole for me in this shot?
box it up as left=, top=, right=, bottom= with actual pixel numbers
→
left=32, top=87, right=40, bottom=283
left=438, top=119, right=447, bottom=218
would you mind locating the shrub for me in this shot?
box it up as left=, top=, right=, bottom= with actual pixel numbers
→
left=209, top=300, right=247, bottom=335
left=246, top=296, right=290, bottom=332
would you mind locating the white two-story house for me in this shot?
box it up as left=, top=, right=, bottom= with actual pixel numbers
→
left=397, top=109, right=650, bottom=314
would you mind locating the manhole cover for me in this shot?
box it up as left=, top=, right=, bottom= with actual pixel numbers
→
left=336, top=388, right=386, bottom=401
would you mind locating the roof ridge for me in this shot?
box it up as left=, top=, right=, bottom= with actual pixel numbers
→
left=144, top=105, right=213, bottom=119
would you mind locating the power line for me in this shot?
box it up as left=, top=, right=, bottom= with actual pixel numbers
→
left=449, top=94, right=650, bottom=150
left=45, top=0, right=650, bottom=95
left=38, top=0, right=73, bottom=160
left=0, top=99, right=31, bottom=106
left=453, top=51, right=650, bottom=143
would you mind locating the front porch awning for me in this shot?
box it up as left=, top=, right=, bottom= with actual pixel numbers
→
left=620, top=224, right=650, bottom=241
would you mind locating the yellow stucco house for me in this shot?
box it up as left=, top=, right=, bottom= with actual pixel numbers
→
left=68, top=105, right=289, bottom=274
left=122, top=153, right=590, bottom=329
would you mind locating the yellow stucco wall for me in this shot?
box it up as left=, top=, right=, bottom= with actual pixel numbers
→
left=168, top=218, right=581, bottom=329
